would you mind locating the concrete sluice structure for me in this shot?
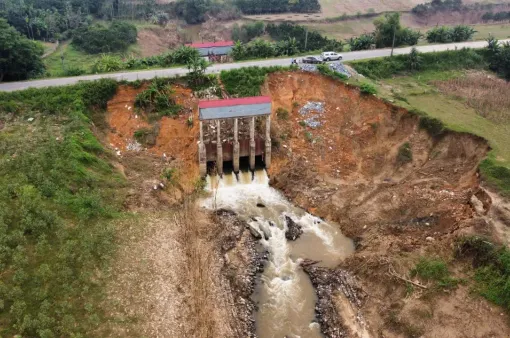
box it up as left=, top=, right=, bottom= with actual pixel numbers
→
left=198, top=96, right=272, bottom=176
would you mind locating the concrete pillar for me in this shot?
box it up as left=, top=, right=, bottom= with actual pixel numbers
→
left=265, top=115, right=271, bottom=169
left=216, top=119, right=223, bottom=175
left=249, top=117, right=256, bottom=170
left=199, top=121, right=207, bottom=177
left=233, top=118, right=240, bottom=173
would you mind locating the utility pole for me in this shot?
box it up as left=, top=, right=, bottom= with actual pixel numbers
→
left=391, top=24, right=396, bottom=57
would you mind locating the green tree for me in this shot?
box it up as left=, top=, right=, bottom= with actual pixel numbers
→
left=374, top=12, right=421, bottom=48
left=488, top=39, right=510, bottom=80
left=0, top=18, right=44, bottom=82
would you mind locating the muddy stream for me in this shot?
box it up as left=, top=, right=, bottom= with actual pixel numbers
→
left=201, top=169, right=354, bottom=338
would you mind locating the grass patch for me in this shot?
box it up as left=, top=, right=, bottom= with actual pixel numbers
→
left=456, top=236, right=510, bottom=309
left=433, top=73, right=510, bottom=124
left=0, top=80, right=125, bottom=336
left=350, top=48, right=489, bottom=79
left=411, top=257, right=457, bottom=289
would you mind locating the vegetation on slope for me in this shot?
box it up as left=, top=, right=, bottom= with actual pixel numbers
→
left=220, top=66, right=295, bottom=97
left=350, top=44, right=510, bottom=196
left=0, top=79, right=124, bottom=336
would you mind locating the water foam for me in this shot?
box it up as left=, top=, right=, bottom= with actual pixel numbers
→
left=201, top=170, right=354, bottom=338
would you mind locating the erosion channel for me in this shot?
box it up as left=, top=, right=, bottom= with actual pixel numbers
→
left=202, top=170, right=355, bottom=338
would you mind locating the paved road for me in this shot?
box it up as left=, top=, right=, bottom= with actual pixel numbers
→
left=1, top=39, right=507, bottom=92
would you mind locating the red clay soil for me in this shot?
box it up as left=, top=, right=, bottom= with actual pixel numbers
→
left=263, top=71, right=510, bottom=337
left=106, top=84, right=199, bottom=193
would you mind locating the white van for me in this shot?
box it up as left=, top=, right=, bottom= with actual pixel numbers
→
left=321, top=51, right=343, bottom=61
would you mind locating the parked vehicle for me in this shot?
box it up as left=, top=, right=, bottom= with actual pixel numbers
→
left=320, top=51, right=343, bottom=61
left=301, top=56, right=323, bottom=64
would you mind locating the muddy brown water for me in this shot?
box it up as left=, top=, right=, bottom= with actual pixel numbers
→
left=202, top=170, right=354, bottom=338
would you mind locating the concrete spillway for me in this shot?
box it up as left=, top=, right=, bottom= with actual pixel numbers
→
left=198, top=97, right=272, bottom=176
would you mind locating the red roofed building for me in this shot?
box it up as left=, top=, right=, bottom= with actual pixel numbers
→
left=186, top=40, right=234, bottom=58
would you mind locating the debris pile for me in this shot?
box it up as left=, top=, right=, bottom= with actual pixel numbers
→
left=299, top=62, right=352, bottom=78
left=299, top=101, right=325, bottom=128
left=302, top=262, right=367, bottom=338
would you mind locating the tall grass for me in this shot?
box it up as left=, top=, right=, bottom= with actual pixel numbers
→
left=350, top=48, right=489, bottom=79
left=433, top=74, right=510, bottom=123
left=0, top=80, right=124, bottom=336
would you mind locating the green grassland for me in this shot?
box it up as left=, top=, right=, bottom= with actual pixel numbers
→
left=0, top=80, right=126, bottom=336
left=44, top=42, right=143, bottom=77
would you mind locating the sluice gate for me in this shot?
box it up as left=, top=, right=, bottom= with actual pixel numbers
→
left=198, top=96, right=272, bottom=176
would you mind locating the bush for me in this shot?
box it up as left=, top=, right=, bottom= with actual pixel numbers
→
left=360, top=82, right=377, bottom=95
left=419, top=115, right=445, bottom=137
left=426, top=25, right=475, bottom=43
left=63, top=66, right=86, bottom=76
left=276, top=107, right=289, bottom=120
left=397, top=142, right=413, bottom=164
left=348, top=33, right=375, bottom=51
left=72, top=21, right=137, bottom=54
left=92, top=54, right=124, bottom=73
left=135, top=78, right=181, bottom=118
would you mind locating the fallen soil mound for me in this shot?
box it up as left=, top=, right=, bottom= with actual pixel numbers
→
left=263, top=71, right=510, bottom=337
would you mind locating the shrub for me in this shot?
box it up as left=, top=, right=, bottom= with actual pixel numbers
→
left=276, top=107, right=289, bottom=120
left=63, top=66, right=86, bottom=76
left=411, top=257, right=457, bottom=288
left=134, top=79, right=181, bottom=118
left=72, top=21, right=137, bottom=54
left=161, top=168, right=176, bottom=182
left=397, top=142, right=413, bottom=164
left=348, top=33, right=375, bottom=51
left=419, top=115, right=445, bottom=137
left=426, top=25, right=475, bottom=43
left=360, top=82, right=377, bottom=95
left=92, top=54, right=124, bottom=73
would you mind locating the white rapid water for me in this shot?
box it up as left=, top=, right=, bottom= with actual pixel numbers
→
left=201, top=170, right=354, bottom=338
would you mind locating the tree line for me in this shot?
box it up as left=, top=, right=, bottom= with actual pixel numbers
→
left=482, top=11, right=510, bottom=22
left=412, top=0, right=463, bottom=16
